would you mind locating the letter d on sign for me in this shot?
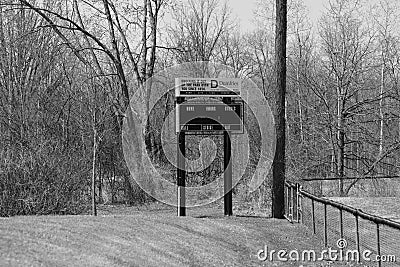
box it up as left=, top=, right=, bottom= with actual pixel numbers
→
left=257, top=245, right=268, bottom=261
left=211, top=80, right=218, bottom=88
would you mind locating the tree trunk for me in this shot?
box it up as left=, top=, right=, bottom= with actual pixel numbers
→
left=272, top=0, right=287, bottom=219
left=91, top=125, right=97, bottom=216
left=337, top=76, right=345, bottom=196
left=296, top=59, right=304, bottom=143
left=379, top=55, right=385, bottom=158
left=98, top=161, right=103, bottom=204
left=112, top=162, right=116, bottom=204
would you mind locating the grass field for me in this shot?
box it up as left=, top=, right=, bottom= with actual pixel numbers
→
left=329, top=197, right=400, bottom=222
left=0, top=203, right=356, bottom=267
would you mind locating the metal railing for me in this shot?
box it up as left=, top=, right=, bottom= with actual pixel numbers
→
left=284, top=182, right=301, bottom=223
left=284, top=181, right=400, bottom=266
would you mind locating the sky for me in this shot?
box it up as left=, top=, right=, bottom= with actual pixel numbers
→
left=227, top=0, right=329, bottom=32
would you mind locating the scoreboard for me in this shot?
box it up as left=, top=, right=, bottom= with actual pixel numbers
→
left=174, top=76, right=243, bottom=217
left=176, top=102, right=243, bottom=133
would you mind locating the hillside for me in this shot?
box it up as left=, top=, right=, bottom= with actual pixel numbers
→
left=0, top=205, right=356, bottom=267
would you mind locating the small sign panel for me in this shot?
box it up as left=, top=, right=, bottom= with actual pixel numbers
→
left=175, top=78, right=241, bottom=97
left=176, top=102, right=244, bottom=133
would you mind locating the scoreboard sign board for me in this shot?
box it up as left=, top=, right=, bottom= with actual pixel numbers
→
left=176, top=102, right=243, bottom=133
left=174, top=76, right=243, bottom=217
left=175, top=78, right=241, bottom=97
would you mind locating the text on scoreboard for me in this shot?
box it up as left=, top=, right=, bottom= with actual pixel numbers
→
left=175, top=78, right=241, bottom=97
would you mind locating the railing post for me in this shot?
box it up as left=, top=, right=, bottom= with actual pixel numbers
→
left=355, top=214, right=360, bottom=263
left=284, top=182, right=293, bottom=222
left=299, top=185, right=303, bottom=223
left=287, top=184, right=291, bottom=221
left=296, top=183, right=300, bottom=223
left=324, top=203, right=328, bottom=247
left=284, top=184, right=287, bottom=218
left=287, top=184, right=292, bottom=222
left=376, top=223, right=381, bottom=267
left=312, top=199, right=316, bottom=234
left=339, top=209, right=343, bottom=239
left=290, top=184, right=294, bottom=222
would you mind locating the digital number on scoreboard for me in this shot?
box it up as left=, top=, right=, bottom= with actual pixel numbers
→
left=176, top=102, right=244, bottom=133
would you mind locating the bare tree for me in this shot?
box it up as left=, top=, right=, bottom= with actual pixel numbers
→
left=13, top=0, right=167, bottom=213
left=0, top=2, right=95, bottom=215
left=167, top=0, right=231, bottom=63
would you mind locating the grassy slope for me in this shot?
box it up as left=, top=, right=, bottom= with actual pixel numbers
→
left=329, top=197, right=400, bottom=222
left=0, top=205, right=351, bottom=267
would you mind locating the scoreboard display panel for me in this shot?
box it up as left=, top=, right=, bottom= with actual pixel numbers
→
left=176, top=101, right=244, bottom=133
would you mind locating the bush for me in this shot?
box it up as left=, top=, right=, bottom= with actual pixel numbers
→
left=0, top=149, right=90, bottom=217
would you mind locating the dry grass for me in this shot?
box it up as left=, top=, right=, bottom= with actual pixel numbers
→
left=0, top=204, right=355, bottom=266
left=329, top=197, right=400, bottom=222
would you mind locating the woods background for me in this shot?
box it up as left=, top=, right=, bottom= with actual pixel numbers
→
left=1, top=0, right=400, bottom=217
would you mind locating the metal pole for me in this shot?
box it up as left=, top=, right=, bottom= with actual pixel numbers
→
left=324, top=203, right=328, bottom=247
left=290, top=184, right=294, bottom=221
left=376, top=223, right=381, bottom=267
left=312, top=199, right=316, bottom=234
left=286, top=185, right=289, bottom=218
left=339, top=209, right=343, bottom=239
left=287, top=185, right=292, bottom=222
left=223, top=97, right=232, bottom=216
left=296, top=184, right=300, bottom=223
left=299, top=185, right=304, bottom=223
left=177, top=131, right=186, bottom=216
left=224, top=130, right=232, bottom=216
left=284, top=185, right=287, bottom=217
left=355, top=214, right=360, bottom=263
